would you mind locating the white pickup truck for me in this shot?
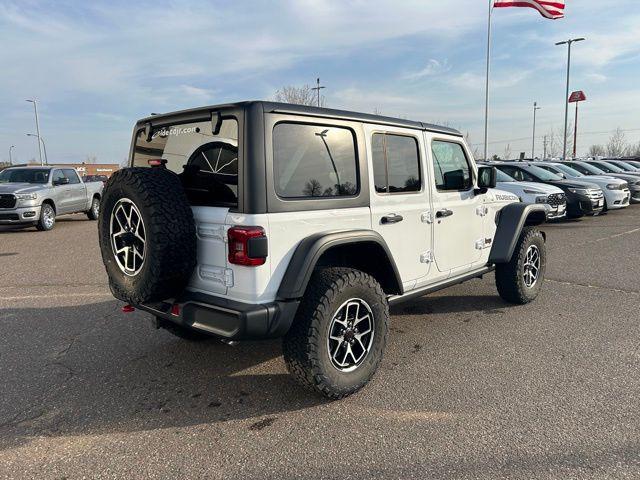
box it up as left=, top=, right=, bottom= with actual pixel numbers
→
left=0, top=165, right=103, bottom=231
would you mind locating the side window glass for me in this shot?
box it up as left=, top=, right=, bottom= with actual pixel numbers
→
left=431, top=141, right=472, bottom=191
left=503, top=168, right=523, bottom=182
left=521, top=170, right=535, bottom=182
left=371, top=133, right=421, bottom=194
left=273, top=123, right=358, bottom=198
left=52, top=170, right=65, bottom=185
left=63, top=169, right=80, bottom=184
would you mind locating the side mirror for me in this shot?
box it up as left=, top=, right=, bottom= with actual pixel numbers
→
left=476, top=166, right=497, bottom=194
left=443, top=169, right=466, bottom=190
left=54, top=177, right=70, bottom=186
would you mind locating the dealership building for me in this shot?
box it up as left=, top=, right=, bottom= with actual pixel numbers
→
left=23, top=162, right=120, bottom=178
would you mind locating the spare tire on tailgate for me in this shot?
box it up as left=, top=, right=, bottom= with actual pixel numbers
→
left=98, top=167, right=197, bottom=304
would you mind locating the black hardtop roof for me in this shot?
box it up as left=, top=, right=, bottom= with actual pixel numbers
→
left=136, top=100, right=462, bottom=137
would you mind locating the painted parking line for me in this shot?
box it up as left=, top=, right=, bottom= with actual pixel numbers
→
left=0, top=292, right=113, bottom=301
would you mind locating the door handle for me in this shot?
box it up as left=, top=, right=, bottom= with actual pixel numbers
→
left=381, top=213, right=404, bottom=224
left=435, top=209, right=453, bottom=219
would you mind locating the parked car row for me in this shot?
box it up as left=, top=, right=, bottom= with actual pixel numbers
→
left=479, top=157, right=640, bottom=221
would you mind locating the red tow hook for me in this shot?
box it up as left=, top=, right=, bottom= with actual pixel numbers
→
left=122, top=304, right=136, bottom=313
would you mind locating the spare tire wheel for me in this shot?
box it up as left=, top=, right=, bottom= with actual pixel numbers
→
left=98, top=167, right=197, bottom=304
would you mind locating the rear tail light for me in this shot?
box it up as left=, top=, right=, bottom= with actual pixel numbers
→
left=228, top=226, right=267, bottom=266
left=148, top=158, right=167, bottom=167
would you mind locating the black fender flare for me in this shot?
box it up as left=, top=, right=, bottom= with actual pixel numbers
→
left=277, top=230, right=403, bottom=300
left=488, top=203, right=547, bottom=264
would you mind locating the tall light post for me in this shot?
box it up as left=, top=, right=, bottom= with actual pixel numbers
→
left=311, top=78, right=325, bottom=107
left=9, top=145, right=15, bottom=164
left=26, top=134, right=48, bottom=165
left=532, top=102, right=541, bottom=159
left=483, top=0, right=493, bottom=161
left=555, top=38, right=585, bottom=160
left=26, top=99, right=43, bottom=165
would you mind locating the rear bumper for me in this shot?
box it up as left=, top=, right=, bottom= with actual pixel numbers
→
left=0, top=205, right=41, bottom=224
left=136, top=291, right=300, bottom=340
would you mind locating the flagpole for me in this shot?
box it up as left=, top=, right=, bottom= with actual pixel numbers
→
left=483, top=0, right=493, bottom=161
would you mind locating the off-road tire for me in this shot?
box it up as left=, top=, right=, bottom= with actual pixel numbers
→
left=87, top=196, right=100, bottom=220
left=283, top=267, right=389, bottom=400
left=36, top=203, right=55, bottom=231
left=156, top=317, right=212, bottom=342
left=98, top=167, right=196, bottom=304
left=495, top=227, right=546, bottom=304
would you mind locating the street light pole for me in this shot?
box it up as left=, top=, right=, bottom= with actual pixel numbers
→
left=483, top=0, right=493, bottom=161
left=9, top=145, right=15, bottom=164
left=532, top=102, right=541, bottom=159
left=311, top=78, right=325, bottom=108
left=555, top=38, right=585, bottom=160
left=26, top=99, right=43, bottom=165
left=26, top=134, right=48, bottom=165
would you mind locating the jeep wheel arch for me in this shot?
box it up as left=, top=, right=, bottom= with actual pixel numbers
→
left=277, top=230, right=403, bottom=300
left=489, top=203, right=547, bottom=264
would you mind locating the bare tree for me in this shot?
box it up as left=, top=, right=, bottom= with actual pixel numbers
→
left=587, top=144, right=605, bottom=157
left=274, top=85, right=325, bottom=107
left=606, top=128, right=627, bottom=157
left=464, top=131, right=481, bottom=159
left=543, top=124, right=573, bottom=158
left=627, top=141, right=640, bottom=157
left=562, top=121, right=574, bottom=159
left=85, top=154, right=97, bottom=164
left=503, top=143, right=512, bottom=160
left=303, top=179, right=323, bottom=196
left=546, top=128, right=561, bottom=158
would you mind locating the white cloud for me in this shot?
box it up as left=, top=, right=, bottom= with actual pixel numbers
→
left=585, top=73, right=607, bottom=83
left=451, top=69, right=532, bottom=90
left=405, top=59, right=451, bottom=80
left=0, top=0, right=639, bottom=163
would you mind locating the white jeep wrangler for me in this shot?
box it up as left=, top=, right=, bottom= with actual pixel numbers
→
left=98, top=101, right=547, bottom=399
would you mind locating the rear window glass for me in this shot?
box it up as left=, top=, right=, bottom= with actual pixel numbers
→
left=273, top=123, right=358, bottom=198
left=132, top=118, right=239, bottom=208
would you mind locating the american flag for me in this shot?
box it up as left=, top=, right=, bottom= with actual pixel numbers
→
left=493, top=0, right=565, bottom=20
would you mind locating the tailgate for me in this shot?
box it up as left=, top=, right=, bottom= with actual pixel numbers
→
left=188, top=206, right=232, bottom=295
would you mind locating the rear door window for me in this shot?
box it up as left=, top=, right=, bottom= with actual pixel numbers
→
left=273, top=123, right=358, bottom=198
left=132, top=118, right=239, bottom=208
left=371, top=133, right=421, bottom=193
left=63, top=169, right=81, bottom=184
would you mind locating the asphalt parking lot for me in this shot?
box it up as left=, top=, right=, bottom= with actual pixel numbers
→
left=1, top=209, right=639, bottom=479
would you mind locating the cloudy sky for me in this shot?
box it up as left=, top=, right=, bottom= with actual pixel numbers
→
left=1, top=0, right=639, bottom=164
